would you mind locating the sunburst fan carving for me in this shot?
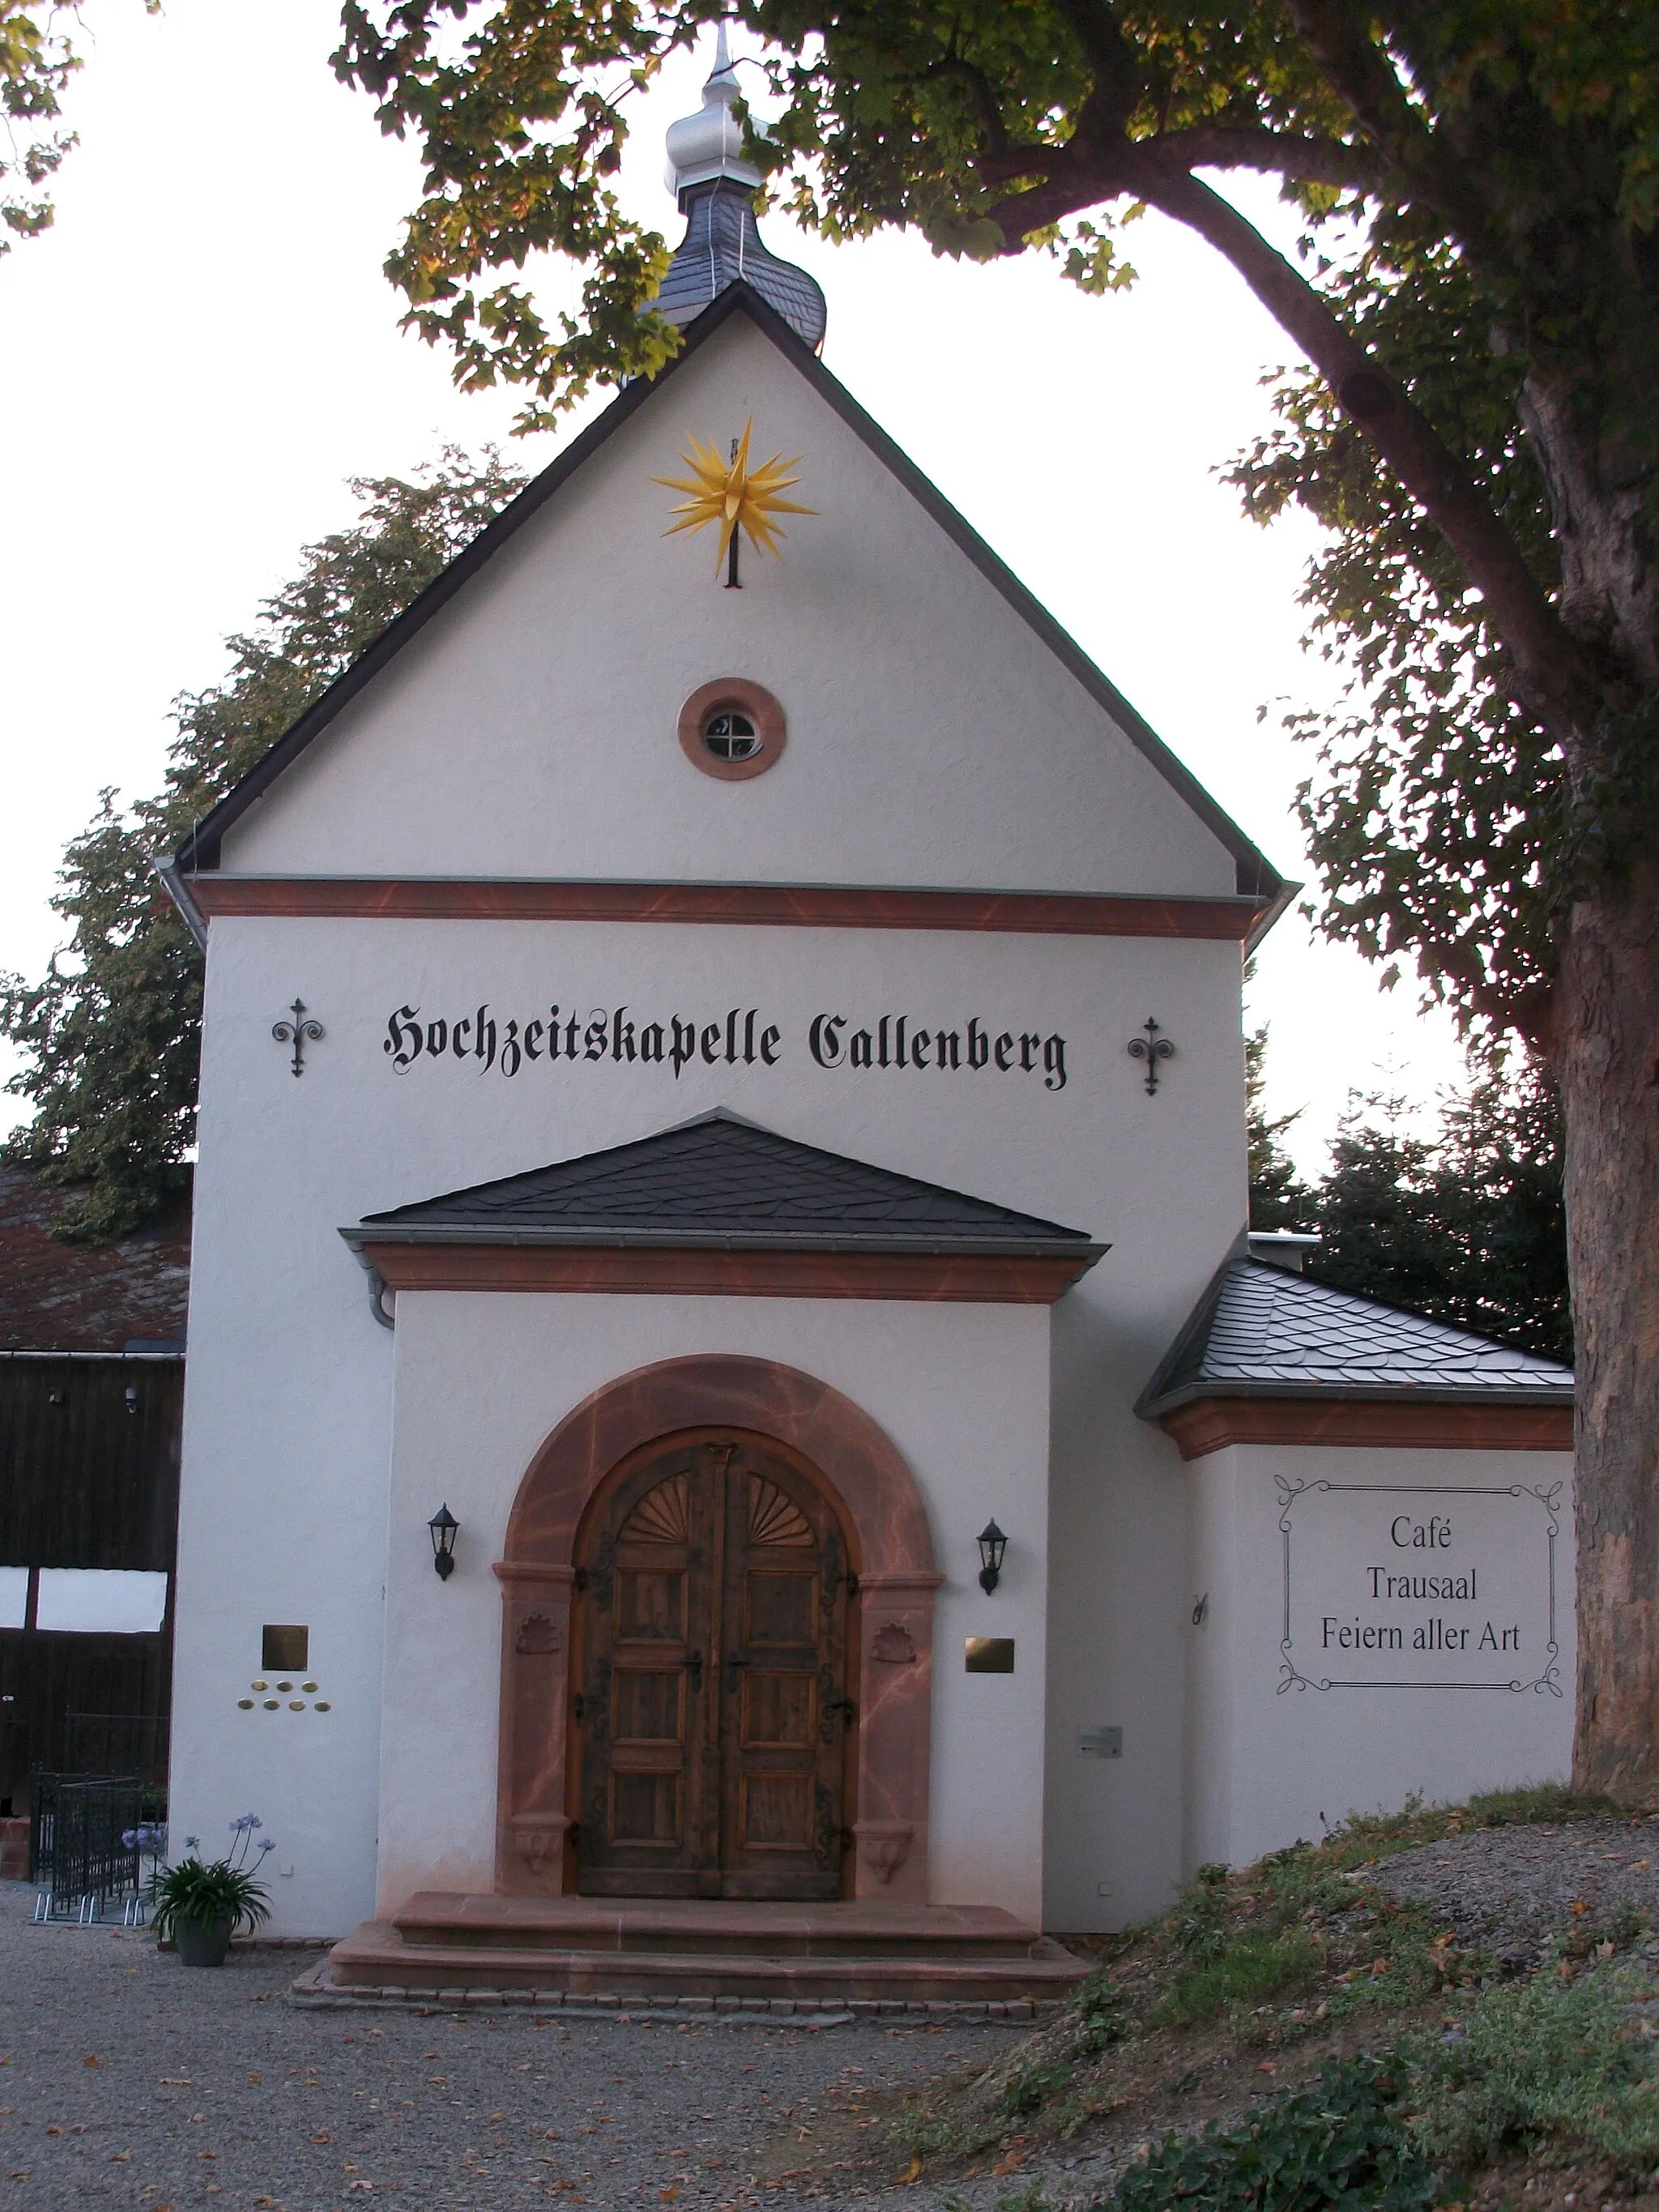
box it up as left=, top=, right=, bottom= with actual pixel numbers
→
left=748, top=1475, right=813, bottom=1548
left=621, top=1472, right=690, bottom=1546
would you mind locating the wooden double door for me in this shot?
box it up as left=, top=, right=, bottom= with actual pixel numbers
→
left=574, top=1429, right=855, bottom=1899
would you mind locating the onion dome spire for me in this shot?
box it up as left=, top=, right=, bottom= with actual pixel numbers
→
left=653, top=25, right=827, bottom=352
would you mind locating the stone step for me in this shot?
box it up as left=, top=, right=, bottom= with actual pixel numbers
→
left=386, top=1891, right=1064, bottom=1962
left=326, top=1915, right=1089, bottom=2004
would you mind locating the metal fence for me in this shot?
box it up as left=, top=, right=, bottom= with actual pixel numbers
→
left=28, top=1772, right=143, bottom=1915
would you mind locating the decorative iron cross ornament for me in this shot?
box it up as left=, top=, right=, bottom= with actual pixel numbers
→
left=272, top=999, right=324, bottom=1078
left=1128, top=1016, right=1175, bottom=1095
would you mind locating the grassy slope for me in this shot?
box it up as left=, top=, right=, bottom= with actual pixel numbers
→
left=770, top=1789, right=1659, bottom=2208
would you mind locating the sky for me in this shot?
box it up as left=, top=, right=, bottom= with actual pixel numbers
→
left=0, top=0, right=1473, bottom=1177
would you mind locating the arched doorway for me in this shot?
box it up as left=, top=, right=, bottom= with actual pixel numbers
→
left=573, top=1428, right=855, bottom=1899
left=494, top=1355, right=940, bottom=1902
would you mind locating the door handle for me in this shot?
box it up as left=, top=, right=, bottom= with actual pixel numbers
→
left=683, top=1650, right=703, bottom=1692
left=826, top=1697, right=856, bottom=1724
left=727, top=1655, right=751, bottom=1690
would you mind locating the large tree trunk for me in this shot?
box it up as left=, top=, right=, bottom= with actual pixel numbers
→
left=1563, top=855, right=1659, bottom=1800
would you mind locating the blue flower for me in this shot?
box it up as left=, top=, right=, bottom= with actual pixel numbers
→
left=122, top=1830, right=138, bottom=1848
left=184, top=1834, right=201, bottom=1849
left=258, top=1837, right=276, bottom=1853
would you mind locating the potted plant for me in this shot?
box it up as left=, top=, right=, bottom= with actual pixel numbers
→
left=148, top=1815, right=276, bottom=1966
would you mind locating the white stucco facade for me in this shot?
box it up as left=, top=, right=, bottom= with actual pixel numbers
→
left=165, top=296, right=1575, bottom=1941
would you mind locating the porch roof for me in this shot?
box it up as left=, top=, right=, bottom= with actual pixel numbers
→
left=1137, top=1255, right=1575, bottom=1416
left=347, top=1109, right=1105, bottom=1262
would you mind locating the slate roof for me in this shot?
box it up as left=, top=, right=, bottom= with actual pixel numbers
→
left=346, top=1111, right=1103, bottom=1259
left=1137, top=1257, right=1574, bottom=1416
left=166, top=284, right=1284, bottom=926
left=655, top=180, right=827, bottom=350
left=0, top=1168, right=190, bottom=1355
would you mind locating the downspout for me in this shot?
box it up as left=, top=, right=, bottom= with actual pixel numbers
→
left=150, top=855, right=208, bottom=951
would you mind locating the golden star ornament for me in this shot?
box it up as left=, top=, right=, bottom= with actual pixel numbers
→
left=653, top=416, right=814, bottom=572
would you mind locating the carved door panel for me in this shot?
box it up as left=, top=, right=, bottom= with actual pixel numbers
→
left=719, top=1446, right=849, bottom=1900
left=576, top=1441, right=714, bottom=1896
left=574, top=1432, right=850, bottom=1900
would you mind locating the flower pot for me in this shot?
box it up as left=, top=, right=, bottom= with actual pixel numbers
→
left=174, top=1916, right=232, bottom=1968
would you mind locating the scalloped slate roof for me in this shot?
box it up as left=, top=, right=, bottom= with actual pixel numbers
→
left=1137, top=1257, right=1574, bottom=1415
left=351, top=1110, right=1101, bottom=1256
left=655, top=180, right=828, bottom=350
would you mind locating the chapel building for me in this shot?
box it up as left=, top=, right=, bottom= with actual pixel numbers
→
left=159, top=45, right=1575, bottom=1998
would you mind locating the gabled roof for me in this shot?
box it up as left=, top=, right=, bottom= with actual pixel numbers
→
left=1137, top=1257, right=1574, bottom=1416
left=171, top=283, right=1283, bottom=914
left=344, top=1108, right=1103, bottom=1260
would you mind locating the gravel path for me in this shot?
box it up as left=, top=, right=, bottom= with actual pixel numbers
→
left=0, top=1882, right=1020, bottom=2212
left=1370, top=1814, right=1659, bottom=1961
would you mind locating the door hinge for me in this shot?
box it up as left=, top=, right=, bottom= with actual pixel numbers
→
left=572, top=1693, right=585, bottom=1722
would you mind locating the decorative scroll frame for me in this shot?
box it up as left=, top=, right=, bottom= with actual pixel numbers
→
left=1275, top=1475, right=1563, bottom=1697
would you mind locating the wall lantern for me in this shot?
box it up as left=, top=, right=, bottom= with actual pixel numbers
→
left=977, top=1519, right=1009, bottom=1595
left=428, top=1504, right=459, bottom=1581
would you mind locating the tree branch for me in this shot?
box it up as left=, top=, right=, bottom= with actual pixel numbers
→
left=979, top=124, right=1378, bottom=195
left=1280, top=1, right=1500, bottom=251
left=1137, top=169, right=1594, bottom=736
left=1171, top=125, right=1384, bottom=192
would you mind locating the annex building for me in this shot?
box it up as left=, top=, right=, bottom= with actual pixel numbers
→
left=159, top=45, right=1575, bottom=1996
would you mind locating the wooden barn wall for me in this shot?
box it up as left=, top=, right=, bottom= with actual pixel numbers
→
left=0, top=1356, right=182, bottom=1804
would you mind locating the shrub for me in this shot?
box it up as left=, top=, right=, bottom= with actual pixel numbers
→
left=1400, top=1965, right=1659, bottom=2170
left=1112, top=2055, right=1437, bottom=2212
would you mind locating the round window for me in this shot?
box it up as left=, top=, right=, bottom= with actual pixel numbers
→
left=703, top=709, right=762, bottom=763
left=677, top=679, right=786, bottom=781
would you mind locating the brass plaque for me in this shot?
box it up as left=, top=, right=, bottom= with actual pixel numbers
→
left=965, top=1637, right=1015, bottom=1673
left=262, top=1624, right=309, bottom=1671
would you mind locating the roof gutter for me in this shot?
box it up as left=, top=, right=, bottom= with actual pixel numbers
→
left=341, top=1223, right=1108, bottom=1262
left=1137, top=1376, right=1576, bottom=1418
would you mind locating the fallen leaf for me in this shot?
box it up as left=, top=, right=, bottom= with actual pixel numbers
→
left=310, top=2133, right=334, bottom=2145
left=248, top=2074, right=262, bottom=2085
left=1572, top=1900, right=1589, bottom=1916
left=198, top=2150, right=219, bottom=2160
left=992, top=2151, right=1025, bottom=2177
left=83, top=2055, right=100, bottom=2068
left=160, top=2078, right=193, bottom=2086
left=109, top=2151, right=133, bottom=2162
left=1256, top=2063, right=1277, bottom=2075
left=45, top=2126, right=62, bottom=2137
left=660, top=2189, right=680, bottom=2203
left=896, top=2154, right=923, bottom=2184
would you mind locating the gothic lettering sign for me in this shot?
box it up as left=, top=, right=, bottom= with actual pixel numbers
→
left=382, top=1001, right=1068, bottom=1090
left=1277, top=1476, right=1563, bottom=1695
